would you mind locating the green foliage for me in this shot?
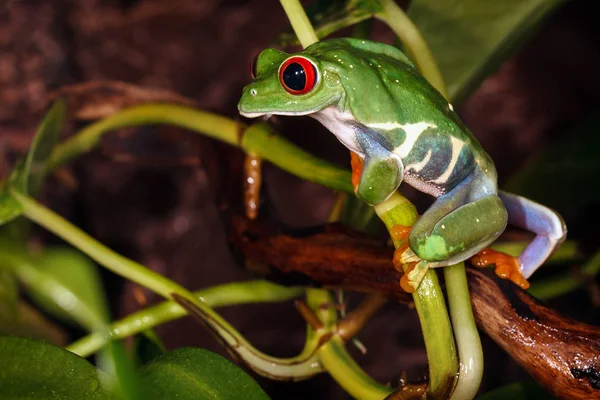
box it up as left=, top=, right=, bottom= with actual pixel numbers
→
left=408, top=0, right=565, bottom=102
left=137, top=348, right=271, bottom=400
left=0, top=336, right=113, bottom=400
left=0, top=269, right=19, bottom=322
left=278, top=0, right=382, bottom=46
left=98, top=341, right=143, bottom=400
left=23, top=246, right=109, bottom=330
left=278, top=0, right=564, bottom=103
left=132, top=330, right=166, bottom=367
left=0, top=192, right=22, bottom=227
left=10, top=100, right=66, bottom=197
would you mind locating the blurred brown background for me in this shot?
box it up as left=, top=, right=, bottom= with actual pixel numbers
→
left=1, top=0, right=599, bottom=398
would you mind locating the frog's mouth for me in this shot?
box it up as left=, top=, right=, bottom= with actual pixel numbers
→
left=238, top=94, right=341, bottom=119
left=238, top=109, right=322, bottom=119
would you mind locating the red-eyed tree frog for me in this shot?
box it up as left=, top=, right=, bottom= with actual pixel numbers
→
left=238, top=38, right=566, bottom=291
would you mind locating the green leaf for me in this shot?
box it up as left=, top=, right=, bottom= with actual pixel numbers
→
left=407, top=0, right=565, bottom=103
left=0, top=302, right=68, bottom=344
left=132, top=330, right=166, bottom=367
left=16, top=246, right=109, bottom=331
left=477, top=380, right=551, bottom=400
left=10, top=100, right=66, bottom=197
left=0, top=268, right=19, bottom=322
left=98, top=341, right=143, bottom=400
left=138, top=348, right=271, bottom=400
left=0, top=336, right=112, bottom=400
left=277, top=0, right=383, bottom=46
left=503, top=112, right=600, bottom=210
left=0, top=192, right=23, bottom=227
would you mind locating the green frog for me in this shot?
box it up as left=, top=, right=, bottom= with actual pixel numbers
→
left=238, top=38, right=566, bottom=291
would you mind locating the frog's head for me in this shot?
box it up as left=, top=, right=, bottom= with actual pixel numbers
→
left=238, top=48, right=343, bottom=118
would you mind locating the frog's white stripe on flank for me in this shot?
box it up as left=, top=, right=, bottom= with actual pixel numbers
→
left=380, top=122, right=436, bottom=159
left=431, top=136, right=464, bottom=184
left=408, top=149, right=431, bottom=172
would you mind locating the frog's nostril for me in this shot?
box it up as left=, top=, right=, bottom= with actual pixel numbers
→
left=250, top=89, right=257, bottom=96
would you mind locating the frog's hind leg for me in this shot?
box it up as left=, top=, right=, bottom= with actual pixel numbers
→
left=497, top=190, right=567, bottom=278
left=402, top=172, right=508, bottom=268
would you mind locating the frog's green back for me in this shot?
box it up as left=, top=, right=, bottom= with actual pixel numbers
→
left=304, top=38, right=481, bottom=155
left=305, top=38, right=456, bottom=125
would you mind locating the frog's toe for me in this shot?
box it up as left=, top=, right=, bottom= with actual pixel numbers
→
left=471, top=248, right=530, bottom=290
left=393, top=247, right=421, bottom=269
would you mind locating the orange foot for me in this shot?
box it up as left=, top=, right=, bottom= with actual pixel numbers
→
left=399, top=263, right=417, bottom=293
left=471, top=248, right=530, bottom=290
left=350, top=151, right=363, bottom=190
left=390, top=225, right=415, bottom=293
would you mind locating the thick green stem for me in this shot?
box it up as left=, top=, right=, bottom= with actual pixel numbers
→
left=48, top=106, right=353, bottom=194
left=279, top=0, right=319, bottom=48
left=319, top=336, right=394, bottom=400
left=444, top=264, right=483, bottom=400
left=49, top=105, right=241, bottom=170
left=375, top=193, right=457, bottom=399
left=375, top=0, right=447, bottom=98
left=377, top=4, right=486, bottom=398
left=304, top=289, right=394, bottom=400
left=67, top=281, right=303, bottom=357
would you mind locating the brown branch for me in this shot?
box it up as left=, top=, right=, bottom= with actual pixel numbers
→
left=228, top=215, right=600, bottom=400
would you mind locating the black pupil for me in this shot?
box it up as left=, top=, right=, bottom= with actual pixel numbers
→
left=282, top=62, right=306, bottom=91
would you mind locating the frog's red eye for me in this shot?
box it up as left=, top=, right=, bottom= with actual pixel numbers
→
left=279, top=56, right=317, bottom=95
left=250, top=54, right=258, bottom=79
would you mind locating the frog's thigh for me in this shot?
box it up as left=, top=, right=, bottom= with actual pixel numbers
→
left=409, top=194, right=508, bottom=263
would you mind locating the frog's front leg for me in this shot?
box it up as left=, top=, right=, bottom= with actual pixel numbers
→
left=353, top=133, right=404, bottom=206
left=397, top=170, right=509, bottom=290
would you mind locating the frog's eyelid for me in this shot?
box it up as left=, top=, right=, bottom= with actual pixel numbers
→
left=250, top=53, right=259, bottom=79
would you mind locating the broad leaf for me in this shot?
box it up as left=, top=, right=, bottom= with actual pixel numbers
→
left=10, top=99, right=66, bottom=197
left=503, top=112, right=600, bottom=211
left=0, top=301, right=68, bottom=344
left=0, top=336, right=112, bottom=400
left=132, top=330, right=166, bottom=367
left=407, top=0, right=565, bottom=102
left=138, top=348, right=271, bottom=400
left=0, top=191, right=23, bottom=227
left=16, top=246, right=109, bottom=331
left=0, top=268, right=18, bottom=322
left=98, top=341, right=143, bottom=400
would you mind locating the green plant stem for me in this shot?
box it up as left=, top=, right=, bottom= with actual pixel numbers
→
left=11, top=190, right=324, bottom=380
left=444, top=264, right=483, bottom=400
left=67, top=281, right=303, bottom=357
left=378, top=4, right=486, bottom=397
left=242, top=123, right=352, bottom=193
left=47, top=106, right=353, bottom=194
left=279, top=0, right=319, bottom=48
left=375, top=0, right=447, bottom=97
left=48, top=105, right=241, bottom=170
left=318, top=336, right=394, bottom=400
left=304, top=289, right=394, bottom=400
left=375, top=193, right=457, bottom=399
